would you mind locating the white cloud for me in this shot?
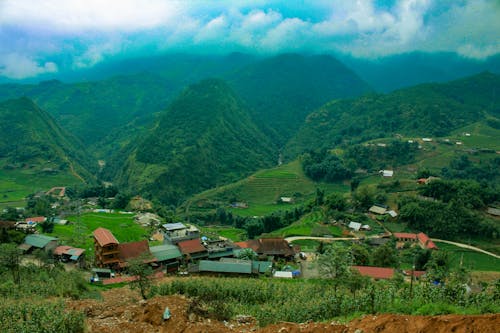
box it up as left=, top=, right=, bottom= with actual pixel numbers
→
left=0, top=0, right=498, bottom=78
left=0, top=54, right=58, bottom=79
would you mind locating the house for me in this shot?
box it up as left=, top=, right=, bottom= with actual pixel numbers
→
left=361, top=224, right=372, bottom=231
left=393, top=233, right=417, bottom=242
left=369, top=205, right=387, bottom=215
left=422, top=138, right=433, bottom=142
left=93, top=227, right=121, bottom=268
left=118, top=240, right=156, bottom=268
left=236, top=238, right=296, bottom=259
left=178, top=238, right=208, bottom=261
left=280, top=197, right=294, bottom=203
left=487, top=207, right=500, bottom=217
left=205, top=239, right=235, bottom=259
left=20, top=234, right=58, bottom=253
left=150, top=244, right=182, bottom=272
left=417, top=232, right=438, bottom=250
left=220, top=258, right=273, bottom=274
left=53, top=245, right=85, bottom=267
left=25, top=216, right=46, bottom=224
left=348, top=221, right=362, bottom=231
left=353, top=266, right=395, bottom=280
left=379, top=170, right=394, bottom=177
left=162, top=223, right=200, bottom=244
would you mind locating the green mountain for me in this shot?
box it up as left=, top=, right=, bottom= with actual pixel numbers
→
left=0, top=97, right=94, bottom=180
left=228, top=54, right=372, bottom=144
left=286, top=72, right=500, bottom=157
left=111, top=79, right=276, bottom=205
left=0, top=73, right=175, bottom=154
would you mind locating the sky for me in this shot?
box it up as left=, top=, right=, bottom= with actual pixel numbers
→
left=0, top=0, right=499, bottom=79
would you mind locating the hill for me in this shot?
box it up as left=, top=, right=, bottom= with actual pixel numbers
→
left=111, top=79, right=276, bottom=205
left=228, top=53, right=372, bottom=144
left=286, top=72, right=500, bottom=157
left=0, top=98, right=94, bottom=206
left=0, top=73, right=175, bottom=154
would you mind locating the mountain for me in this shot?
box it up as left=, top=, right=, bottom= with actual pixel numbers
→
left=285, top=72, right=500, bottom=157
left=227, top=54, right=372, bottom=145
left=339, top=52, right=500, bottom=93
left=111, top=79, right=276, bottom=205
left=0, top=73, right=176, bottom=154
left=0, top=97, right=95, bottom=180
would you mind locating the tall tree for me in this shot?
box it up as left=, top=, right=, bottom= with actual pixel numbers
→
left=316, top=243, right=353, bottom=295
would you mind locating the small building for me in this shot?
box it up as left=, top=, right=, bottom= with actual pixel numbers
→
left=25, top=216, right=46, bottom=224
left=387, top=210, right=398, bottom=218
left=273, top=271, right=293, bottom=278
left=486, top=207, right=500, bottom=217
left=237, top=238, right=296, bottom=260
left=360, top=224, right=372, bottom=231
left=353, top=266, right=395, bottom=280
left=53, top=245, right=85, bottom=267
left=379, top=170, right=394, bottom=177
left=162, top=223, right=200, bottom=244
left=403, top=270, right=427, bottom=280
left=422, top=138, right=433, bottom=142
left=417, top=232, right=438, bottom=250
left=393, top=233, right=418, bottom=242
left=150, top=244, right=183, bottom=272
left=230, top=202, right=248, bottom=209
left=369, top=205, right=387, bottom=215
left=280, top=197, right=294, bottom=203
left=21, top=234, right=58, bottom=253
left=93, top=227, right=121, bottom=268
left=348, top=221, right=362, bottom=231
left=178, top=238, right=208, bottom=261
left=205, top=239, right=235, bottom=259
left=220, top=258, right=273, bottom=274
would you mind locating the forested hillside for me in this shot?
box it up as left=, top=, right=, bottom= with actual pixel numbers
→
left=286, top=72, right=500, bottom=157
left=0, top=97, right=95, bottom=179
left=228, top=54, right=372, bottom=144
left=111, top=79, right=276, bottom=205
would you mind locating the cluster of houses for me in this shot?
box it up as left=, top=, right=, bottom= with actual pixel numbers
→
left=92, top=222, right=299, bottom=278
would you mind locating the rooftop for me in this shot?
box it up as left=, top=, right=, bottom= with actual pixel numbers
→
left=162, top=222, right=187, bottom=231
left=198, top=260, right=252, bottom=274
left=150, top=244, right=182, bottom=262
left=178, top=238, right=206, bottom=255
left=93, top=227, right=119, bottom=247
left=353, top=266, right=395, bottom=280
left=118, top=240, right=154, bottom=262
left=24, top=234, right=58, bottom=248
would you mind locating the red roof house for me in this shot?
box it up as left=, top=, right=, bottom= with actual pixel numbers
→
left=178, top=238, right=208, bottom=260
left=93, top=227, right=119, bottom=247
left=393, top=233, right=417, bottom=242
left=93, top=227, right=120, bottom=268
left=417, top=232, right=438, bottom=250
left=236, top=238, right=296, bottom=258
left=25, top=216, right=46, bottom=223
left=353, top=266, right=395, bottom=280
left=118, top=240, right=156, bottom=267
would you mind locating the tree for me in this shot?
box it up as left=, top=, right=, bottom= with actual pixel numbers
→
left=236, top=248, right=258, bottom=261
left=127, top=254, right=154, bottom=300
left=0, top=243, right=22, bottom=284
left=351, top=243, right=371, bottom=266
left=325, top=193, right=348, bottom=212
left=316, top=243, right=353, bottom=295
left=425, top=250, right=451, bottom=282
left=372, top=242, right=399, bottom=268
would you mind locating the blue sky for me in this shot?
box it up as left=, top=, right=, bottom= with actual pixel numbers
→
left=0, top=0, right=499, bottom=79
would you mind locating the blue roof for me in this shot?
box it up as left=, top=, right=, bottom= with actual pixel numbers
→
left=24, top=234, right=57, bottom=248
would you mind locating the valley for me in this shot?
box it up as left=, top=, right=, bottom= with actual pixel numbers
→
left=1, top=53, right=499, bottom=332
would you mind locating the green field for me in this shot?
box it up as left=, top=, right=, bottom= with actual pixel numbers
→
left=48, top=212, right=147, bottom=255
left=434, top=241, right=500, bottom=272
left=199, top=226, right=247, bottom=242
left=188, top=160, right=349, bottom=217
left=0, top=168, right=84, bottom=208
left=269, top=210, right=344, bottom=238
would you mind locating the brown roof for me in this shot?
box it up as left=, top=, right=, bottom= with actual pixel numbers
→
left=235, top=240, right=260, bottom=252
left=403, top=270, right=427, bottom=278
left=93, top=227, right=119, bottom=247
left=257, top=238, right=295, bottom=256
left=118, top=240, right=154, bottom=261
left=25, top=216, right=46, bottom=223
left=178, top=239, right=206, bottom=255
left=393, top=233, right=417, bottom=240
left=353, top=266, right=395, bottom=280
left=54, top=245, right=72, bottom=256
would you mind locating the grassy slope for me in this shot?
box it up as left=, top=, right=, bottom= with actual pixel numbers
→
left=49, top=212, right=147, bottom=256
left=187, top=159, right=349, bottom=217
left=434, top=241, right=500, bottom=272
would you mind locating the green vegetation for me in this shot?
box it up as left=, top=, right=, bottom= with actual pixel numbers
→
left=50, top=212, right=147, bottom=255
left=153, top=275, right=499, bottom=326
left=434, top=242, right=500, bottom=272
left=199, top=226, right=247, bottom=242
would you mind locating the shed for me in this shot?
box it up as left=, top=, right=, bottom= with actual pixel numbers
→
left=369, top=205, right=387, bottom=215
left=23, top=234, right=58, bottom=252
left=150, top=244, right=182, bottom=262
left=273, top=271, right=293, bottom=278
left=387, top=210, right=398, bottom=218
left=379, top=170, right=394, bottom=177
left=348, top=221, right=362, bottom=231
left=353, top=266, right=395, bottom=280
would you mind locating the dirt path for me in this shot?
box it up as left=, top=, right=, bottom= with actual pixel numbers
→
left=285, top=235, right=500, bottom=259
left=68, top=286, right=500, bottom=333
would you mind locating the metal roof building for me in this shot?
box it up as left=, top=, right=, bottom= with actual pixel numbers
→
left=198, top=260, right=252, bottom=274
left=150, top=244, right=182, bottom=262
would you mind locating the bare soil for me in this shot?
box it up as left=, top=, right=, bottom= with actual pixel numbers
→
left=68, top=286, right=500, bottom=333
